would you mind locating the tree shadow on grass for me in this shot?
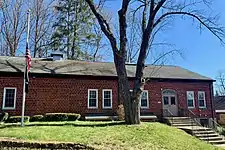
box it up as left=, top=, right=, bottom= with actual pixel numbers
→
left=0, top=121, right=126, bottom=129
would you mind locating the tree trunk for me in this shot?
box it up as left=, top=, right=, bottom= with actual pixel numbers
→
left=115, top=55, right=141, bottom=124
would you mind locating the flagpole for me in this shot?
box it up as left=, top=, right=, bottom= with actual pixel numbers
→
left=21, top=9, right=31, bottom=127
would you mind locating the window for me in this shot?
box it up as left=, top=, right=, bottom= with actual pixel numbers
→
left=88, top=89, right=98, bottom=108
left=198, top=91, right=206, bottom=108
left=102, top=89, right=112, bottom=109
left=170, top=96, right=176, bottom=105
left=187, top=91, right=195, bottom=108
left=141, top=90, right=149, bottom=108
left=163, top=96, right=169, bottom=105
left=2, top=87, right=17, bottom=110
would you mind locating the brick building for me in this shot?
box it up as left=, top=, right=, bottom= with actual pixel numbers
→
left=0, top=56, right=215, bottom=124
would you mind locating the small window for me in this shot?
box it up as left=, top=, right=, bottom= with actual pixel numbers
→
left=163, top=96, right=169, bottom=105
left=2, top=87, right=17, bottom=110
left=198, top=91, right=206, bottom=108
left=88, top=89, right=98, bottom=108
left=187, top=91, right=195, bottom=108
left=141, top=90, right=149, bottom=108
left=170, top=96, right=176, bottom=105
left=102, top=89, right=112, bottom=109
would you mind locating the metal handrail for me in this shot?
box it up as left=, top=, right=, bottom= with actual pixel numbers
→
left=179, top=108, right=210, bottom=143
left=162, top=108, right=175, bottom=125
left=209, top=118, right=225, bottom=139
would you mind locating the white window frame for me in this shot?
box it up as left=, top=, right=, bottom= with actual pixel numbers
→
left=102, top=89, right=112, bottom=109
left=88, top=89, right=98, bottom=109
left=198, top=91, right=206, bottom=108
left=187, top=91, right=195, bottom=108
left=2, top=87, right=17, bottom=110
left=140, top=90, right=149, bottom=109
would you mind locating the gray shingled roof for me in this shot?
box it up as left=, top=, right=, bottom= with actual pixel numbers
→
left=0, top=56, right=213, bottom=81
left=214, top=96, right=225, bottom=110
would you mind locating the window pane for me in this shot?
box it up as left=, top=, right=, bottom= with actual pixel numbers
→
left=4, top=89, right=15, bottom=108
left=163, top=97, right=169, bottom=105
left=89, top=98, right=97, bottom=107
left=187, top=92, right=194, bottom=99
left=199, top=92, right=204, bottom=99
left=90, top=91, right=96, bottom=98
left=141, top=91, right=147, bottom=99
left=104, top=98, right=111, bottom=107
left=163, top=90, right=176, bottom=95
left=171, top=97, right=176, bottom=105
left=104, top=91, right=111, bottom=99
left=199, top=100, right=205, bottom=107
left=188, top=99, right=194, bottom=107
left=141, top=98, right=147, bottom=107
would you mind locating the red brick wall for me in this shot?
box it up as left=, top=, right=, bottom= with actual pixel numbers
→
left=144, top=80, right=214, bottom=117
left=0, top=75, right=214, bottom=118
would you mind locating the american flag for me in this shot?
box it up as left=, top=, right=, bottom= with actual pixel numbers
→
left=26, top=46, right=31, bottom=72
left=25, top=45, right=31, bottom=94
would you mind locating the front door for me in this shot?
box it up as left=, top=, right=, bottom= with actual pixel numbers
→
left=162, top=95, right=178, bottom=117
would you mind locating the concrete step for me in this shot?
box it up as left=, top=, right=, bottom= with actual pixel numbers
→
left=192, top=128, right=212, bottom=131
left=165, top=117, right=190, bottom=120
left=170, top=120, right=196, bottom=123
left=195, top=133, right=219, bottom=138
left=208, top=140, right=225, bottom=145
left=171, top=121, right=197, bottom=125
left=214, top=144, right=225, bottom=149
left=172, top=123, right=199, bottom=127
left=199, top=136, right=223, bottom=141
left=192, top=130, right=215, bottom=134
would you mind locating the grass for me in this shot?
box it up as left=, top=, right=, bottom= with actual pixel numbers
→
left=0, top=121, right=221, bottom=150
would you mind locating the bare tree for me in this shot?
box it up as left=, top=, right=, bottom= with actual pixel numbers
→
left=0, top=0, right=26, bottom=56
left=216, top=71, right=225, bottom=96
left=29, top=0, right=55, bottom=58
left=85, top=0, right=225, bottom=124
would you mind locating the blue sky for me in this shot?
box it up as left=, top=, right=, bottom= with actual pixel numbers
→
left=102, top=0, right=225, bottom=80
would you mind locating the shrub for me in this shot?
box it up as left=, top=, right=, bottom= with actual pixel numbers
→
left=5, top=116, right=30, bottom=123
left=44, top=113, right=80, bottom=122
left=67, top=114, right=81, bottom=121
left=0, top=112, right=9, bottom=122
left=30, top=115, right=44, bottom=122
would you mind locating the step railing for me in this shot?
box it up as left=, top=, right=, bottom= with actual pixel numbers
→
left=161, top=108, right=175, bottom=125
left=209, top=118, right=225, bottom=140
left=179, top=108, right=210, bottom=143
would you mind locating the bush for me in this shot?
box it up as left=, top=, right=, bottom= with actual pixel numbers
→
left=30, top=115, right=44, bottom=122
left=44, top=113, right=80, bottom=122
left=5, top=116, right=30, bottom=123
left=0, top=112, right=9, bottom=122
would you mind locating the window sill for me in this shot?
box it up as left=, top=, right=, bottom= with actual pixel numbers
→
left=103, top=107, right=112, bottom=109
left=188, top=107, right=195, bottom=109
left=141, top=107, right=149, bottom=109
left=199, top=107, right=207, bottom=109
left=88, top=107, right=98, bottom=109
left=2, top=107, right=15, bottom=110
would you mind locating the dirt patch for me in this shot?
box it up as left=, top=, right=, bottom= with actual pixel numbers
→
left=0, top=137, right=94, bottom=150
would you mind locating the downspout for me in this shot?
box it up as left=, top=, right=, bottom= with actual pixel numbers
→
left=209, top=82, right=215, bottom=128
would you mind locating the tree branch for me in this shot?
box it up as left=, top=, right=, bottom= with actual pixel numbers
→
left=118, top=0, right=130, bottom=58
left=153, top=11, right=225, bottom=43
left=85, top=0, right=119, bottom=54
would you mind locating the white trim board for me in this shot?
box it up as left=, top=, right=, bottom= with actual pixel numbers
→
left=2, top=87, right=17, bottom=110
left=216, top=110, right=225, bottom=113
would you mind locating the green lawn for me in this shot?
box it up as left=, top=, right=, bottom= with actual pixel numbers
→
left=0, top=121, right=221, bottom=150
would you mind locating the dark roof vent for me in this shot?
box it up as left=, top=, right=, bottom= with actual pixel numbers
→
left=50, top=52, right=64, bottom=61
